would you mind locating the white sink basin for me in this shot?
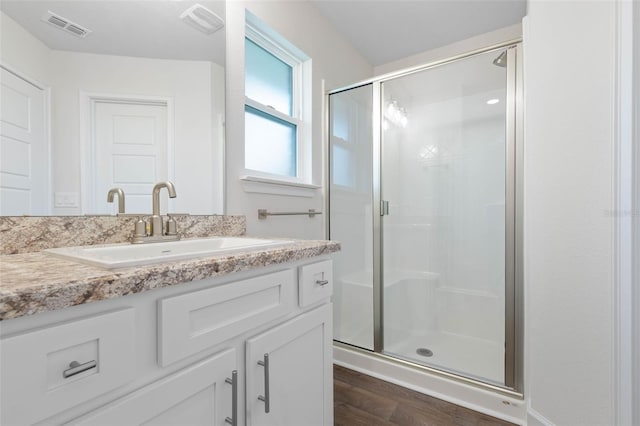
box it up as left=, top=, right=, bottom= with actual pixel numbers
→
left=45, top=237, right=292, bottom=269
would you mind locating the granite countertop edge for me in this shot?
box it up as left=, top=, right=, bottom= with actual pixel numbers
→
left=0, top=239, right=341, bottom=321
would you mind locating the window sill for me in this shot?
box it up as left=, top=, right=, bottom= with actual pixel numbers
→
left=239, top=175, right=321, bottom=198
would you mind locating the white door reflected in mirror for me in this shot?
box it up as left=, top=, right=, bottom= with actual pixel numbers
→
left=0, top=68, right=48, bottom=216
left=91, top=99, right=169, bottom=215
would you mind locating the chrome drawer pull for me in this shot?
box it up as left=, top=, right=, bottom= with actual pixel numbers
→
left=225, top=370, right=238, bottom=426
left=257, top=353, right=270, bottom=413
left=316, top=279, right=329, bottom=286
left=63, top=360, right=97, bottom=378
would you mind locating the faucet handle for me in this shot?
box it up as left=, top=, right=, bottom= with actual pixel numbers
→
left=134, top=217, right=147, bottom=238
left=165, top=215, right=177, bottom=236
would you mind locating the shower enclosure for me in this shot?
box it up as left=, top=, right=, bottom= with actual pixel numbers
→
left=328, top=43, right=522, bottom=391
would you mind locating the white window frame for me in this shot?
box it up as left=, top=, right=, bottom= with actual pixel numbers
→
left=244, top=13, right=312, bottom=185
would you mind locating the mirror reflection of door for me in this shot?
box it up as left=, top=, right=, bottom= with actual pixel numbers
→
left=0, top=67, right=48, bottom=215
left=91, top=99, right=168, bottom=215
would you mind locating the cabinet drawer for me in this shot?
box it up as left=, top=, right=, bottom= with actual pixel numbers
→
left=298, top=260, right=333, bottom=307
left=0, top=309, right=135, bottom=425
left=158, top=269, right=295, bottom=366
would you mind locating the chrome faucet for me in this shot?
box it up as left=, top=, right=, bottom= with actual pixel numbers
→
left=107, top=188, right=125, bottom=214
left=132, top=181, right=180, bottom=244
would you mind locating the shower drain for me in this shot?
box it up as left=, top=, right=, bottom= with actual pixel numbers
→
left=416, top=348, right=434, bottom=357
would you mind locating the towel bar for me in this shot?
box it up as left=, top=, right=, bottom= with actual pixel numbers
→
left=258, top=209, right=322, bottom=219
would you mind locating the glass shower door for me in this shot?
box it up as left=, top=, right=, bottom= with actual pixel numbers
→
left=329, top=84, right=374, bottom=350
left=380, top=50, right=510, bottom=385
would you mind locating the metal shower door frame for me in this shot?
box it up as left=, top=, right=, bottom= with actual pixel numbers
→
left=327, top=40, right=523, bottom=395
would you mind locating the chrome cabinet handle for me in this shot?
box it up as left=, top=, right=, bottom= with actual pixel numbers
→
left=316, top=279, right=329, bottom=286
left=225, top=370, right=238, bottom=426
left=257, top=353, right=270, bottom=413
left=63, top=360, right=97, bottom=378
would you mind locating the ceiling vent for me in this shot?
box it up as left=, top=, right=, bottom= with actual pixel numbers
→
left=41, top=11, right=92, bottom=38
left=180, top=4, right=224, bottom=35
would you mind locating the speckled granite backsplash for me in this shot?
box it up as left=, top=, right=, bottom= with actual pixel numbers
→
left=0, top=215, right=246, bottom=254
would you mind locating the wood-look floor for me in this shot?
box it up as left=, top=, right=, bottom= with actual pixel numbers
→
left=334, top=365, right=516, bottom=426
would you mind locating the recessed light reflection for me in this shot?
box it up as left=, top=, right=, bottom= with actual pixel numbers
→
left=486, top=98, right=500, bottom=105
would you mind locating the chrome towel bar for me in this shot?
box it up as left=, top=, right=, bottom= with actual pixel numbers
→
left=258, top=209, right=322, bottom=219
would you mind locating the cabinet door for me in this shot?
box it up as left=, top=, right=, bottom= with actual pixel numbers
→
left=246, top=304, right=333, bottom=426
left=67, top=349, right=237, bottom=426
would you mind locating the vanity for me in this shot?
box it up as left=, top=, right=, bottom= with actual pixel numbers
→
left=0, top=216, right=339, bottom=426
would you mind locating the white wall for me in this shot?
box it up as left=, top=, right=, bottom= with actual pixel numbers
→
left=523, top=1, right=618, bottom=424
left=0, top=12, right=50, bottom=85
left=48, top=51, right=224, bottom=215
left=211, top=61, right=226, bottom=213
left=635, top=3, right=640, bottom=423
left=225, top=0, right=373, bottom=239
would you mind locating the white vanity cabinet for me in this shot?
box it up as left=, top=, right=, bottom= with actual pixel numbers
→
left=0, top=257, right=334, bottom=426
left=246, top=303, right=332, bottom=426
left=69, top=349, right=238, bottom=426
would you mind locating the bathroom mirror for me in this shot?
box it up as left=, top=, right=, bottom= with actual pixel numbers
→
left=0, top=0, right=225, bottom=216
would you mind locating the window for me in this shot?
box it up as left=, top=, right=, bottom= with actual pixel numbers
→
left=245, top=38, right=292, bottom=115
left=245, top=105, right=296, bottom=176
left=244, top=12, right=310, bottom=182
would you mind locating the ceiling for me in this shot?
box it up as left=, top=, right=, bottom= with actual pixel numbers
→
left=0, top=1, right=226, bottom=64
left=308, top=0, right=526, bottom=66
left=1, top=0, right=525, bottom=70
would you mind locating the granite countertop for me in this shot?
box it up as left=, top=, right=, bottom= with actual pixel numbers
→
left=0, top=238, right=340, bottom=321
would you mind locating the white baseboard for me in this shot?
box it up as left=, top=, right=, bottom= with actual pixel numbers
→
left=526, top=406, right=555, bottom=426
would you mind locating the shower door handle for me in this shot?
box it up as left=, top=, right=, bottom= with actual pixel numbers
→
left=380, top=200, right=389, bottom=216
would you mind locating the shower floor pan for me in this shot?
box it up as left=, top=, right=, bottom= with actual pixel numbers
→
left=384, top=331, right=504, bottom=385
